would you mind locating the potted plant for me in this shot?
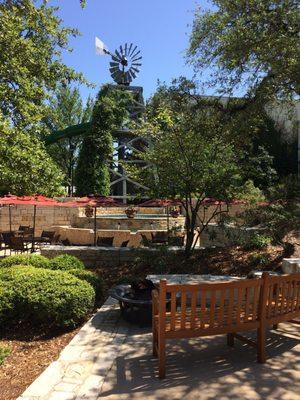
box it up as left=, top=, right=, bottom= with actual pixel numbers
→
left=125, top=205, right=138, bottom=219
left=169, top=208, right=180, bottom=218
left=84, top=205, right=94, bottom=218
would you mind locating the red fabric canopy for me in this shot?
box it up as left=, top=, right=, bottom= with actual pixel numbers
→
left=138, top=198, right=182, bottom=207
left=61, top=196, right=122, bottom=208
left=0, top=195, right=58, bottom=206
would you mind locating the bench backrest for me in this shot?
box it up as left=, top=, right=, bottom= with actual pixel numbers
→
left=158, top=278, right=263, bottom=334
left=263, top=273, right=300, bottom=324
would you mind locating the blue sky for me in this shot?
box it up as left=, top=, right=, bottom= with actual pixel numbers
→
left=50, top=0, right=209, bottom=102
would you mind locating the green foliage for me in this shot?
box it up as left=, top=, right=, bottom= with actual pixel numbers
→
left=75, top=85, right=133, bottom=196
left=132, top=80, right=242, bottom=255
left=0, top=254, right=51, bottom=269
left=243, top=234, right=272, bottom=251
left=46, top=86, right=94, bottom=195
left=248, top=252, right=270, bottom=267
left=241, top=202, right=300, bottom=243
left=49, top=254, right=85, bottom=271
left=0, top=116, right=64, bottom=196
left=0, top=0, right=85, bottom=127
left=188, top=0, right=299, bottom=102
left=0, top=266, right=95, bottom=328
left=236, top=180, right=266, bottom=204
left=239, top=146, right=277, bottom=190
left=267, top=174, right=300, bottom=201
left=68, top=269, right=103, bottom=300
left=0, top=345, right=11, bottom=365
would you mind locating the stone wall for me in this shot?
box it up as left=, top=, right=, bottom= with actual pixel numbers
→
left=0, top=205, right=78, bottom=235
left=41, top=245, right=203, bottom=268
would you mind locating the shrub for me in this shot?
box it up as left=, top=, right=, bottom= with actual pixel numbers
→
left=0, top=345, right=11, bottom=365
left=0, top=266, right=95, bottom=328
left=248, top=253, right=270, bottom=267
left=49, top=254, right=85, bottom=271
left=0, top=254, right=51, bottom=269
left=243, top=234, right=272, bottom=250
left=68, top=269, right=103, bottom=300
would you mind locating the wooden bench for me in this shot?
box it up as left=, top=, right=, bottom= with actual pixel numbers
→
left=152, top=272, right=300, bottom=378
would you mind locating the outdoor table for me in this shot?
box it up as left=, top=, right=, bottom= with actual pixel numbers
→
left=147, top=274, right=244, bottom=306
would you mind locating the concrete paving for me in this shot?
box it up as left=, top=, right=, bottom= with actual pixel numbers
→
left=18, top=297, right=300, bottom=400
left=100, top=325, right=300, bottom=400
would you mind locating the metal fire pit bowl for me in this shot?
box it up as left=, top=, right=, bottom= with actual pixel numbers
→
left=110, top=284, right=171, bottom=327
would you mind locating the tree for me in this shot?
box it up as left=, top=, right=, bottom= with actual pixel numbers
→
left=0, top=115, right=64, bottom=196
left=132, top=83, right=241, bottom=256
left=75, top=85, right=133, bottom=196
left=187, top=0, right=300, bottom=104
left=0, top=0, right=86, bottom=128
left=46, top=86, right=94, bottom=195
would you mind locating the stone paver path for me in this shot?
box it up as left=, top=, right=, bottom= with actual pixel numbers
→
left=18, top=297, right=300, bottom=400
left=18, top=298, right=128, bottom=400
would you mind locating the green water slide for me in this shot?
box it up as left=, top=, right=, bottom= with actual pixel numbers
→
left=44, top=121, right=92, bottom=145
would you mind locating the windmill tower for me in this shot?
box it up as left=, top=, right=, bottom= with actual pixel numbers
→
left=96, top=38, right=150, bottom=203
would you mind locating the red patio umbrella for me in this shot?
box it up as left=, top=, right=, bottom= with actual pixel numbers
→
left=0, top=195, right=60, bottom=251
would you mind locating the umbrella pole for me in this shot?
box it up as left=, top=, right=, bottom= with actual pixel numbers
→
left=94, top=206, right=97, bottom=246
left=31, top=205, right=36, bottom=253
left=8, top=204, right=11, bottom=232
left=166, top=205, right=170, bottom=242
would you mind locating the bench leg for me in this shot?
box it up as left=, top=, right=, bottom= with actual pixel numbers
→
left=272, top=324, right=278, bottom=330
left=158, top=337, right=166, bottom=379
left=227, top=333, right=234, bottom=347
left=257, top=327, right=266, bottom=363
left=152, top=324, right=158, bottom=357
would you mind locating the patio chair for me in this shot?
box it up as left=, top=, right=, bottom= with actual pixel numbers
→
left=141, top=234, right=151, bottom=247
left=18, top=225, right=30, bottom=233
left=9, top=236, right=31, bottom=254
left=168, top=236, right=185, bottom=246
left=151, top=232, right=168, bottom=244
left=1, top=231, right=15, bottom=255
left=38, top=230, right=55, bottom=244
left=97, top=236, right=114, bottom=247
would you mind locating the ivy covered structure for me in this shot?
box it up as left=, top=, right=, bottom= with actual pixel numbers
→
left=45, top=84, right=151, bottom=202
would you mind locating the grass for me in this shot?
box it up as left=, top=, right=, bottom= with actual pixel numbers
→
left=0, top=345, right=11, bottom=365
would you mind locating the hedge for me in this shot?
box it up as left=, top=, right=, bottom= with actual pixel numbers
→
left=68, top=269, right=103, bottom=300
left=49, top=254, right=85, bottom=271
left=0, top=266, right=95, bottom=328
left=0, top=254, right=51, bottom=269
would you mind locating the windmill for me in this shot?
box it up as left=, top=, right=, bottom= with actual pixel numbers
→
left=95, top=37, right=142, bottom=86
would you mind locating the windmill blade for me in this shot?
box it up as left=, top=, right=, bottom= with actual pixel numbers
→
left=132, top=63, right=142, bottom=67
left=125, top=43, right=128, bottom=56
left=130, top=45, right=138, bottom=56
left=115, top=49, right=123, bottom=61
left=131, top=66, right=140, bottom=74
left=132, top=56, right=142, bottom=62
left=131, top=49, right=141, bottom=59
left=128, top=43, right=133, bottom=56
left=128, top=68, right=137, bottom=79
left=110, top=61, right=120, bottom=68
left=120, top=45, right=124, bottom=56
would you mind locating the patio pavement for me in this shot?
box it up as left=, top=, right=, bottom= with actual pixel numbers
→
left=19, top=297, right=300, bottom=400
left=100, top=322, right=300, bottom=400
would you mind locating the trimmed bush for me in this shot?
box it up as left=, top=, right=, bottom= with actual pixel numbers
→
left=68, top=269, right=103, bottom=300
left=0, top=266, right=95, bottom=328
left=243, top=234, right=272, bottom=251
left=0, top=254, right=51, bottom=269
left=49, top=254, right=85, bottom=271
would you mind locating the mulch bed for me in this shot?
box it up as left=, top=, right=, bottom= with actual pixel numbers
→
left=0, top=242, right=295, bottom=400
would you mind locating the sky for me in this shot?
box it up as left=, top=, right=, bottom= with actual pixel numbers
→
left=50, top=0, right=209, bottom=103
